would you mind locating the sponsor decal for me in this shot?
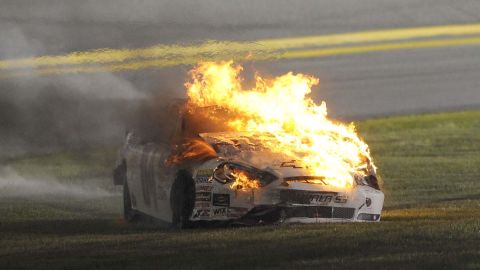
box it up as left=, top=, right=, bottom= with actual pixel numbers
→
left=195, top=192, right=212, bottom=202
left=192, top=209, right=210, bottom=218
left=196, top=185, right=213, bottom=192
left=281, top=190, right=348, bottom=205
left=212, top=207, right=227, bottom=217
left=195, top=201, right=211, bottom=208
left=212, top=193, right=230, bottom=206
left=195, top=176, right=212, bottom=184
left=310, top=193, right=348, bottom=204
left=335, top=195, right=348, bottom=204
left=309, top=193, right=336, bottom=205
left=196, top=169, right=213, bottom=177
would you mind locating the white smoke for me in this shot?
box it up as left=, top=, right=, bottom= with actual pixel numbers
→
left=0, top=166, right=117, bottom=198
left=0, top=22, right=148, bottom=158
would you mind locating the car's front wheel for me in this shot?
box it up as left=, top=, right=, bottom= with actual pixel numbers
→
left=170, top=170, right=195, bottom=229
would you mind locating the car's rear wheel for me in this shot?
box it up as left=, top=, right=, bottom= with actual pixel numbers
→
left=123, top=181, right=139, bottom=222
left=171, top=170, right=195, bottom=229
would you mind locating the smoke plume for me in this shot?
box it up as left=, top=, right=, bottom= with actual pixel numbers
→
left=0, top=166, right=117, bottom=198
left=0, top=22, right=154, bottom=158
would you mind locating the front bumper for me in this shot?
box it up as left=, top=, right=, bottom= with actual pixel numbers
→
left=234, top=204, right=381, bottom=225
left=190, top=180, right=384, bottom=224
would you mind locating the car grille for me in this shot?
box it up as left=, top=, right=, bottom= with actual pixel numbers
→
left=332, top=207, right=356, bottom=219
left=286, top=206, right=355, bottom=219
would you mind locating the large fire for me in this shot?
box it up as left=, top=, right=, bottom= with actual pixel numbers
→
left=185, top=61, right=374, bottom=188
left=230, top=171, right=261, bottom=191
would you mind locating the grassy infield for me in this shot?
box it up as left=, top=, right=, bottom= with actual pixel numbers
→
left=0, top=111, right=479, bottom=269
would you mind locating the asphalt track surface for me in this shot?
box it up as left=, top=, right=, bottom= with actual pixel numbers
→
left=1, top=0, right=480, bottom=119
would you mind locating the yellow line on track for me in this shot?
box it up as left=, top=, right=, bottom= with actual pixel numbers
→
left=2, top=23, right=480, bottom=70
left=278, top=36, right=480, bottom=59
left=2, top=36, right=480, bottom=79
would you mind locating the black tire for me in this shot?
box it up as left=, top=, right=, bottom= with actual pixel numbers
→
left=123, top=181, right=139, bottom=222
left=170, top=170, right=195, bottom=229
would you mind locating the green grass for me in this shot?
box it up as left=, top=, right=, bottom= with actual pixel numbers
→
left=1, top=110, right=480, bottom=270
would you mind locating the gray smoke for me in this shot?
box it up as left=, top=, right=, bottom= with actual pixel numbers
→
left=0, top=21, right=153, bottom=158
left=0, top=166, right=117, bottom=198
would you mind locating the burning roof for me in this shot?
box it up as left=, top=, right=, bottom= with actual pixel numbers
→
left=185, top=61, right=375, bottom=188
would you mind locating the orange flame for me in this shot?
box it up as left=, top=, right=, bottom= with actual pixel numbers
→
left=229, top=171, right=260, bottom=191
left=166, top=139, right=217, bottom=166
left=186, top=61, right=374, bottom=188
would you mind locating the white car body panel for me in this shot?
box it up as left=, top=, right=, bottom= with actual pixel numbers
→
left=119, top=130, right=384, bottom=225
left=123, top=134, right=175, bottom=223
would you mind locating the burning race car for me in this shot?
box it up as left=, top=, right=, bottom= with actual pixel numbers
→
left=113, top=62, right=384, bottom=228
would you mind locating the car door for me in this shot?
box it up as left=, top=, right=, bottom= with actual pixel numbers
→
left=138, top=142, right=176, bottom=222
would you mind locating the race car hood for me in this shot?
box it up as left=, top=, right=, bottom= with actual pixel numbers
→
left=199, top=132, right=322, bottom=178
